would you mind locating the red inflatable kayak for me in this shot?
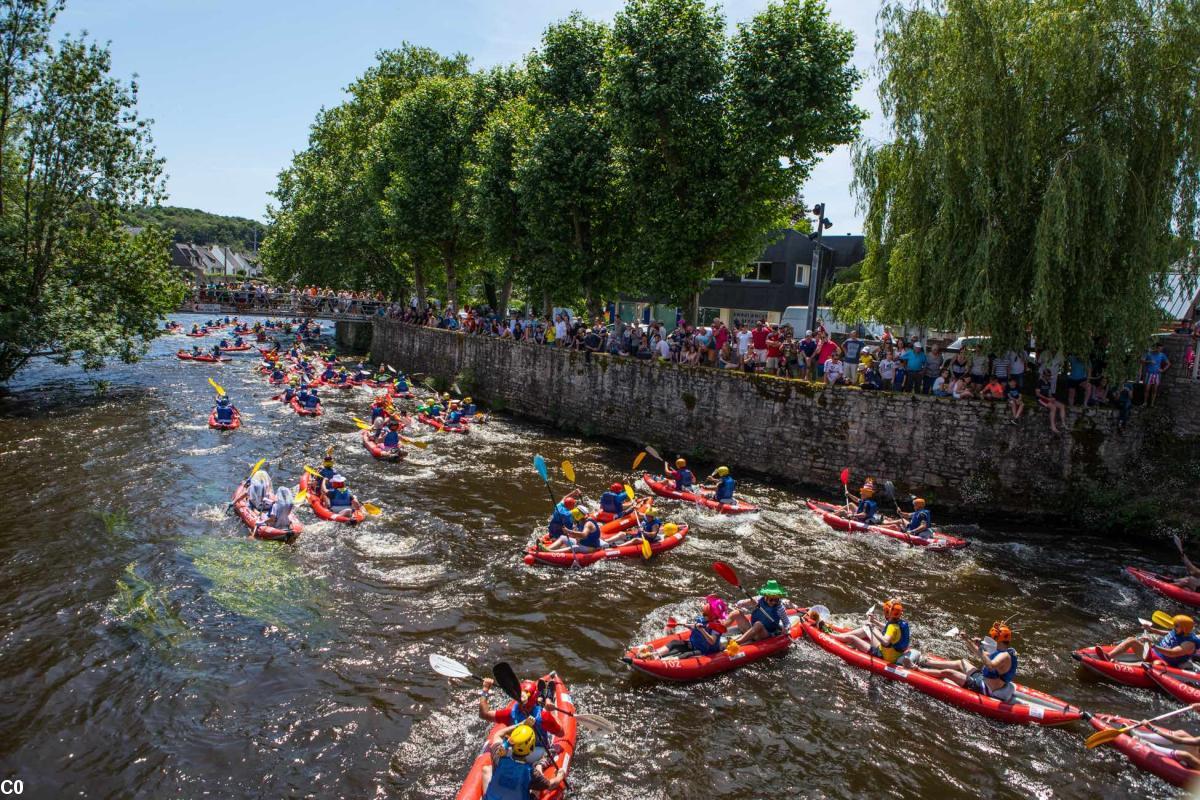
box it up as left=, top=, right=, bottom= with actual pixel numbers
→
left=186, top=331, right=208, bottom=337
left=805, top=619, right=1082, bottom=725
left=208, top=407, right=240, bottom=430
left=623, top=613, right=802, bottom=681
left=1072, top=644, right=1200, bottom=693
left=290, top=397, right=323, bottom=416
left=231, top=483, right=301, bottom=542
left=176, top=351, right=229, bottom=362
left=453, top=672, right=576, bottom=800
left=219, top=344, right=252, bottom=353
left=361, top=429, right=405, bottom=461
left=1088, top=713, right=1200, bottom=789
left=298, top=474, right=365, bottom=523
left=805, top=500, right=969, bottom=550
left=1146, top=662, right=1200, bottom=704
left=418, top=413, right=468, bottom=433
left=641, top=473, right=757, bottom=514
left=524, top=524, right=689, bottom=567
left=1126, top=566, right=1200, bottom=607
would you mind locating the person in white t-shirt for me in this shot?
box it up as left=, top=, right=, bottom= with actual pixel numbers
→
left=823, top=357, right=844, bottom=385
left=656, top=336, right=671, bottom=360
left=554, top=315, right=568, bottom=346
left=735, top=326, right=751, bottom=357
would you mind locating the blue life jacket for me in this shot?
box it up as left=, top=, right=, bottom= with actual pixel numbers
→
left=466, top=404, right=477, bottom=415
left=599, top=491, right=624, bottom=514
left=640, top=517, right=661, bottom=539
left=715, top=476, right=735, bottom=502
left=303, top=393, right=320, bottom=408
left=271, top=369, right=285, bottom=380
left=577, top=526, right=602, bottom=549
left=322, top=369, right=336, bottom=380
left=215, top=405, right=235, bottom=422
left=1154, top=631, right=1200, bottom=667
left=689, top=617, right=723, bottom=655
left=327, top=489, right=352, bottom=508
left=483, top=753, right=532, bottom=800
left=509, top=702, right=546, bottom=739
left=857, top=498, right=878, bottom=520
left=982, top=648, right=1018, bottom=682
left=397, top=380, right=409, bottom=392
left=548, top=504, right=574, bottom=536
left=382, top=430, right=400, bottom=448
left=370, top=405, right=386, bottom=420
left=283, top=387, right=295, bottom=401
left=751, top=598, right=786, bottom=636
left=449, top=411, right=461, bottom=423
left=907, top=508, right=932, bottom=533
left=673, top=468, right=694, bottom=490
left=881, top=619, right=910, bottom=654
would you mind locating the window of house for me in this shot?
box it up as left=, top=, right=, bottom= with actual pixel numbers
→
left=743, top=262, right=772, bottom=282
left=795, top=261, right=811, bottom=286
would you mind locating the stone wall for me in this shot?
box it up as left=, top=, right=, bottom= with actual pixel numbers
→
left=371, top=319, right=1200, bottom=518
left=335, top=319, right=373, bottom=354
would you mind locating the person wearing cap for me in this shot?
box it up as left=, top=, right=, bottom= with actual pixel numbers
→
left=379, top=418, right=403, bottom=450
left=1096, top=614, right=1200, bottom=668
left=728, top=580, right=792, bottom=644
left=830, top=599, right=913, bottom=664
left=635, top=595, right=728, bottom=660
left=902, top=341, right=927, bottom=392
left=598, top=482, right=631, bottom=517
left=704, top=466, right=736, bottom=504
left=798, top=330, right=817, bottom=379
left=666, top=458, right=694, bottom=492
left=325, top=474, right=363, bottom=520
left=247, top=468, right=274, bottom=512
left=839, top=482, right=880, bottom=524
left=542, top=493, right=590, bottom=551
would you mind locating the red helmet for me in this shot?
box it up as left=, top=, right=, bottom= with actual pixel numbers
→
left=563, top=497, right=577, bottom=509
left=610, top=482, right=622, bottom=493
left=519, top=679, right=538, bottom=708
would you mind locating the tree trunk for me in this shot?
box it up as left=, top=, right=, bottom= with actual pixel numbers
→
left=482, top=272, right=498, bottom=312
left=542, top=287, right=551, bottom=318
left=413, top=256, right=427, bottom=311
left=498, top=274, right=513, bottom=320
left=442, top=250, right=458, bottom=313
left=682, top=290, right=700, bottom=329
left=585, top=287, right=603, bottom=322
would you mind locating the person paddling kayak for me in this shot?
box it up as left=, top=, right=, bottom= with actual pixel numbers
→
left=607, top=509, right=669, bottom=547
left=213, top=395, right=236, bottom=426
left=1169, top=534, right=1200, bottom=591
left=256, top=487, right=295, bottom=536
left=920, top=622, right=1019, bottom=703
left=703, top=466, right=737, bottom=505
left=897, top=497, right=933, bottom=539
left=829, top=599, right=913, bottom=665
left=478, top=675, right=565, bottom=742
left=325, top=475, right=364, bottom=521
left=667, top=458, right=694, bottom=491
left=1096, top=614, right=1200, bottom=668
left=598, top=483, right=631, bottom=517
left=839, top=482, right=881, bottom=523
left=247, top=469, right=274, bottom=512
left=726, top=580, right=791, bottom=644
left=635, top=596, right=728, bottom=660
left=542, top=497, right=604, bottom=553
left=478, top=723, right=565, bottom=800
left=302, top=387, right=321, bottom=411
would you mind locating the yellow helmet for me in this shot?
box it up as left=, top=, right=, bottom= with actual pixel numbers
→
left=1174, top=615, right=1195, bottom=634
left=716, top=466, right=730, bottom=477
left=662, top=522, right=679, bottom=536
left=675, top=458, right=686, bottom=468
left=647, top=507, right=658, bottom=517
left=464, top=397, right=473, bottom=404
left=442, top=392, right=451, bottom=400
left=508, top=723, right=536, bottom=757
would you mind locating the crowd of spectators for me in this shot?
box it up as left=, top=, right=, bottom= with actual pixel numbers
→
left=192, top=283, right=389, bottom=316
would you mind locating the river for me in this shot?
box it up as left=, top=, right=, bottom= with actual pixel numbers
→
left=0, top=312, right=1190, bottom=799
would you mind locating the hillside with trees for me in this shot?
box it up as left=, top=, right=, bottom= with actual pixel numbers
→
left=125, top=205, right=265, bottom=251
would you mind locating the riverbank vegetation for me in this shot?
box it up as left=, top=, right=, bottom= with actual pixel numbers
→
left=261, top=0, right=865, bottom=320
left=0, top=0, right=185, bottom=385
left=123, top=205, right=265, bottom=251
left=829, top=0, right=1200, bottom=375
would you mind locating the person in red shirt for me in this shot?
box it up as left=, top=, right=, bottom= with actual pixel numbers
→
left=766, top=328, right=784, bottom=375
left=479, top=676, right=565, bottom=740
left=713, top=320, right=729, bottom=366
left=750, top=321, right=770, bottom=366
left=814, top=334, right=841, bottom=380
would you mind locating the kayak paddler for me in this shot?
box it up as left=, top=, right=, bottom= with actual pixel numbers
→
left=270, top=365, right=286, bottom=382
left=634, top=595, right=728, bottom=661
left=478, top=676, right=564, bottom=743
left=899, top=497, right=932, bottom=539
left=704, top=466, right=736, bottom=504
left=320, top=365, right=337, bottom=382
left=839, top=481, right=880, bottom=524
left=258, top=486, right=295, bottom=534
left=1096, top=614, right=1200, bottom=668
left=282, top=382, right=298, bottom=403
left=325, top=474, right=363, bottom=520
left=667, top=458, right=694, bottom=491
left=247, top=468, right=274, bottom=512
left=479, top=723, right=564, bottom=800
left=190, top=344, right=202, bottom=356
left=728, top=580, right=791, bottom=644
left=213, top=395, right=236, bottom=425
left=209, top=343, right=223, bottom=358
left=379, top=419, right=402, bottom=450
left=1123, top=713, right=1200, bottom=770
left=829, top=599, right=914, bottom=665
left=302, top=387, right=321, bottom=411
left=336, top=367, right=350, bottom=384
left=921, top=622, right=1019, bottom=703
left=608, top=510, right=673, bottom=547
left=1170, top=534, right=1200, bottom=592
left=354, top=361, right=370, bottom=381
left=598, top=482, right=631, bottom=517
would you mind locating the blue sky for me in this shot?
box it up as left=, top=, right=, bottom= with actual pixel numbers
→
left=56, top=0, right=885, bottom=232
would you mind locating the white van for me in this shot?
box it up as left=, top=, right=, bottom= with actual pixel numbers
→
left=779, top=306, right=884, bottom=338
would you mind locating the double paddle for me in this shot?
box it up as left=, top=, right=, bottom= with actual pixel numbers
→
left=428, top=654, right=614, bottom=733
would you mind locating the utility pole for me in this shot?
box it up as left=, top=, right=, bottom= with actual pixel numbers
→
left=805, top=203, right=833, bottom=334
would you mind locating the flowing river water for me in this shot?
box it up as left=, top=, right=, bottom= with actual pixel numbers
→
left=0, top=312, right=1191, bottom=799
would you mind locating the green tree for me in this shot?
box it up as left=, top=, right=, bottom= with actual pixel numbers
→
left=605, top=0, right=864, bottom=321
left=835, top=0, right=1200, bottom=368
left=0, top=0, right=183, bottom=384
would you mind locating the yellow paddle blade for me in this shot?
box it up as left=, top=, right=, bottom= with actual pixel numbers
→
left=351, top=416, right=371, bottom=430
left=401, top=436, right=429, bottom=450
left=208, top=377, right=226, bottom=396
left=294, top=489, right=307, bottom=503
left=624, top=483, right=636, bottom=501
left=1084, top=726, right=1126, bottom=749
left=562, top=460, right=575, bottom=483
left=303, top=465, right=323, bottom=478
left=1152, top=610, right=1176, bottom=629
left=247, top=458, right=265, bottom=479
left=632, top=451, right=646, bottom=470
left=640, top=536, right=652, bottom=560
left=363, top=502, right=382, bottom=516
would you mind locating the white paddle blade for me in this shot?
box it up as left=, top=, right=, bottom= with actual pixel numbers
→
left=429, top=653, right=472, bottom=680
left=809, top=605, right=831, bottom=622
left=574, top=713, right=616, bottom=733
left=942, top=627, right=960, bottom=638
left=981, top=636, right=998, bottom=654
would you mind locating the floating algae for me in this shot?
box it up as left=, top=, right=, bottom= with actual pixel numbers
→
left=108, top=562, right=191, bottom=648
left=183, top=536, right=327, bottom=634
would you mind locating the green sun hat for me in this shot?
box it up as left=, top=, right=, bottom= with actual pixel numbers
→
left=758, top=580, right=788, bottom=598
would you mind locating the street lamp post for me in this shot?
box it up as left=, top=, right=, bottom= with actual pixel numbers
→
left=805, top=203, right=833, bottom=335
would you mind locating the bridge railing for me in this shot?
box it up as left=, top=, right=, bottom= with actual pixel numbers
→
left=182, top=288, right=391, bottom=321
